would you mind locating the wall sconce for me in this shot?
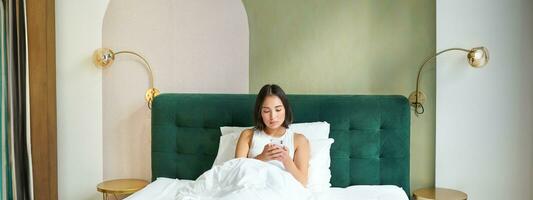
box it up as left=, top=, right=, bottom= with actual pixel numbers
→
left=409, top=47, right=489, bottom=115
left=92, top=48, right=160, bottom=109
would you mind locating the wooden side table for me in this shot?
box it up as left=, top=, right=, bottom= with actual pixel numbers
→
left=413, top=188, right=467, bottom=200
left=97, top=179, right=149, bottom=200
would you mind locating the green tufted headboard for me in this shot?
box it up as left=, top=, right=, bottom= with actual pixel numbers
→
left=151, top=94, right=410, bottom=195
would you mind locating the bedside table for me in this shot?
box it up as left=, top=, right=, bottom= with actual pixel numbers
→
left=413, top=187, right=467, bottom=200
left=97, top=179, right=149, bottom=200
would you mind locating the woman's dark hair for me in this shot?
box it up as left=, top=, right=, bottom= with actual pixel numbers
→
left=253, top=84, right=293, bottom=130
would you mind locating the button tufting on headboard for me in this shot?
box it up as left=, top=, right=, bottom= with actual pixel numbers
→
left=151, top=94, right=410, bottom=196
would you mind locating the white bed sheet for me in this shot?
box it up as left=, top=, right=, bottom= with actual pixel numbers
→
left=125, top=178, right=409, bottom=200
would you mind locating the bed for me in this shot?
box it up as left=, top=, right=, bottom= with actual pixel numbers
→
left=127, top=94, right=410, bottom=200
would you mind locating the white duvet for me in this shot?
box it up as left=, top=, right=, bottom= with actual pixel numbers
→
left=126, top=158, right=408, bottom=200
left=175, top=158, right=311, bottom=200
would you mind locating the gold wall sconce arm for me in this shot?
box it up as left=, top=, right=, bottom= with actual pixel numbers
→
left=409, top=47, right=489, bottom=115
left=92, top=48, right=160, bottom=109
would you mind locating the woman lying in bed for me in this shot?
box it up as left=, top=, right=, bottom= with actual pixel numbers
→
left=168, top=84, right=313, bottom=200
left=235, top=84, right=310, bottom=186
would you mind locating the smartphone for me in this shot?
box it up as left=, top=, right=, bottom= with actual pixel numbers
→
left=270, top=138, right=284, bottom=148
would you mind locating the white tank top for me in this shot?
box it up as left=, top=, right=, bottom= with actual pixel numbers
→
left=247, top=128, right=295, bottom=169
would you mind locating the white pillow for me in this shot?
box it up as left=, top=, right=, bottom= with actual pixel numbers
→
left=288, top=122, right=330, bottom=140
left=220, top=121, right=330, bottom=140
left=212, top=132, right=241, bottom=166
left=307, top=138, right=334, bottom=192
left=220, top=126, right=251, bottom=136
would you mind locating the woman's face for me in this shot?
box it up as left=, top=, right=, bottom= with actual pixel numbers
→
left=261, top=95, right=286, bottom=130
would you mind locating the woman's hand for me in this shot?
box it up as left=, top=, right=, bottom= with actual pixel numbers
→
left=275, top=146, right=291, bottom=165
left=255, top=144, right=286, bottom=162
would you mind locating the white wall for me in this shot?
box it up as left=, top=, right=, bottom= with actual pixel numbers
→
left=56, top=0, right=108, bottom=199
left=436, top=0, right=533, bottom=199
left=101, top=0, right=249, bottom=180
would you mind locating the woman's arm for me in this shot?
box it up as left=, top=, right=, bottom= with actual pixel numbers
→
left=281, top=133, right=310, bottom=186
left=234, top=129, right=253, bottom=158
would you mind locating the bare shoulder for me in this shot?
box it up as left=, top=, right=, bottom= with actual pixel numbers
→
left=239, top=128, right=254, bottom=138
left=293, top=133, right=309, bottom=147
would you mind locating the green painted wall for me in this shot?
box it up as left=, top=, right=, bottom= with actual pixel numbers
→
left=243, top=0, right=436, bottom=194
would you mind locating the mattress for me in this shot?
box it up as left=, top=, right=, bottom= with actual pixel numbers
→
left=125, top=178, right=409, bottom=200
